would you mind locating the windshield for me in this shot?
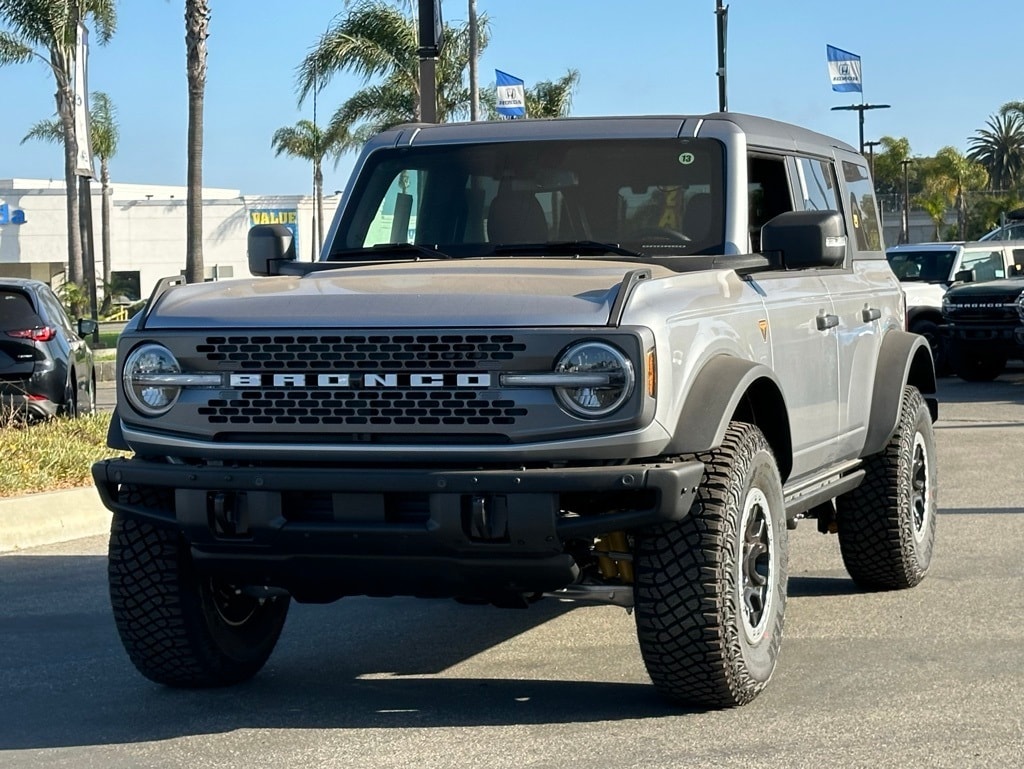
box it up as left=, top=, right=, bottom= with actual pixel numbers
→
left=886, top=249, right=957, bottom=282
left=330, top=138, right=725, bottom=259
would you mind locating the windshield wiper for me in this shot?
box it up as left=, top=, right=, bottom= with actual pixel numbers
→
left=326, top=243, right=453, bottom=261
left=492, top=240, right=642, bottom=257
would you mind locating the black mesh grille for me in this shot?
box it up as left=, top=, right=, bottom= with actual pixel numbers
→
left=197, top=389, right=528, bottom=426
left=196, top=334, right=527, bottom=371
left=193, top=334, right=534, bottom=427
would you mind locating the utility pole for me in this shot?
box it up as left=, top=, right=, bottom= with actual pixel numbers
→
left=417, top=0, right=443, bottom=123
left=715, top=1, right=728, bottom=112
left=900, top=158, right=912, bottom=244
left=468, top=0, right=479, bottom=121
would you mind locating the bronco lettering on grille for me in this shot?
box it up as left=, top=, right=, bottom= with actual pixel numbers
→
left=228, top=372, right=493, bottom=388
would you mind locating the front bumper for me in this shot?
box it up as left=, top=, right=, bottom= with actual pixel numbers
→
left=92, top=457, right=704, bottom=601
left=940, top=323, right=1020, bottom=349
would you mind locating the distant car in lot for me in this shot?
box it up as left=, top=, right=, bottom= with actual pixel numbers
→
left=885, top=240, right=1024, bottom=373
left=0, top=278, right=97, bottom=419
left=979, top=207, right=1024, bottom=241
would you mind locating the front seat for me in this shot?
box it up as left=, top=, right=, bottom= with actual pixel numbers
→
left=487, top=190, right=548, bottom=243
left=681, top=192, right=712, bottom=243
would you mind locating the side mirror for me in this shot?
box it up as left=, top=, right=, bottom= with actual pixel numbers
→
left=77, top=318, right=98, bottom=336
left=953, top=269, right=974, bottom=283
left=247, top=224, right=296, bottom=276
left=760, top=210, right=847, bottom=269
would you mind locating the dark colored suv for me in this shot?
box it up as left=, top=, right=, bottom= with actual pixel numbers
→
left=0, top=278, right=97, bottom=419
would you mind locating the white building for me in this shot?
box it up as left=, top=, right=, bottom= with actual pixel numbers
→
left=0, top=178, right=341, bottom=304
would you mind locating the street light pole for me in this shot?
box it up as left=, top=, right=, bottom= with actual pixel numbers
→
left=831, top=103, right=890, bottom=154
left=900, top=158, right=912, bottom=244
left=863, top=139, right=882, bottom=179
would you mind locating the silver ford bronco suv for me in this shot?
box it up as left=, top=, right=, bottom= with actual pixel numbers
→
left=94, top=113, right=938, bottom=708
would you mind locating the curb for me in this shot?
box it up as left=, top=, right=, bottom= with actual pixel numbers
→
left=0, top=487, right=111, bottom=553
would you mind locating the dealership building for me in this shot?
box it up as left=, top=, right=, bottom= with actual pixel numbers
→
left=0, top=178, right=338, bottom=305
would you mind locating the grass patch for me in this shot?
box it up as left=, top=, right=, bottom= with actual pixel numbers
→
left=0, top=413, right=128, bottom=498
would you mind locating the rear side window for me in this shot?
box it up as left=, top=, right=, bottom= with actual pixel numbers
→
left=841, top=161, right=883, bottom=252
left=0, top=291, right=43, bottom=331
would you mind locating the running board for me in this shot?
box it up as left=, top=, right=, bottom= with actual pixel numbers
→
left=783, top=460, right=865, bottom=518
left=543, top=584, right=634, bottom=609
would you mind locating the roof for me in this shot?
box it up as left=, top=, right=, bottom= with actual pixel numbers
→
left=367, top=112, right=859, bottom=156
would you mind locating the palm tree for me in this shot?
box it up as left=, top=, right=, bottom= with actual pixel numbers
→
left=184, top=0, right=209, bottom=284
left=967, top=112, right=1024, bottom=192
left=271, top=120, right=350, bottom=257
left=295, top=1, right=489, bottom=149
left=923, top=147, right=988, bottom=240
left=0, top=0, right=116, bottom=288
left=21, top=91, right=118, bottom=310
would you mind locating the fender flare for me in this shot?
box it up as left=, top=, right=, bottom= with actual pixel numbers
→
left=665, top=356, right=793, bottom=481
left=862, top=330, right=937, bottom=457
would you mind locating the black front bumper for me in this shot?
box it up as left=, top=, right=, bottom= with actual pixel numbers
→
left=92, top=457, right=704, bottom=601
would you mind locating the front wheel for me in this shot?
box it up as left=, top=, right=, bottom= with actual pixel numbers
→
left=836, top=386, right=937, bottom=589
left=633, top=422, right=788, bottom=708
left=109, top=512, right=290, bottom=687
left=948, top=343, right=1006, bottom=382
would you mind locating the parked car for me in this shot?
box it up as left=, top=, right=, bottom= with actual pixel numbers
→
left=940, top=274, right=1024, bottom=381
left=885, top=240, right=1024, bottom=373
left=979, top=207, right=1024, bottom=241
left=0, top=278, right=97, bottom=419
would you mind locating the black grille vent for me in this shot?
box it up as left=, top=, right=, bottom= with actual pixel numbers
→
left=198, top=389, right=528, bottom=426
left=196, top=334, right=527, bottom=371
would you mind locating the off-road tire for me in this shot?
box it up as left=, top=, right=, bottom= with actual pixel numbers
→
left=633, top=422, right=788, bottom=708
left=836, top=386, right=936, bottom=590
left=948, top=343, right=1006, bottom=382
left=109, top=506, right=290, bottom=687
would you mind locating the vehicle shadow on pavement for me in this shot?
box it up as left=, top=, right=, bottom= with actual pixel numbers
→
left=0, top=555, right=686, bottom=751
left=787, top=575, right=864, bottom=597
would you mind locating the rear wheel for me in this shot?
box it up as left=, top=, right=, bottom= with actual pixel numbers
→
left=109, top=510, right=290, bottom=687
left=633, top=422, right=788, bottom=708
left=58, top=376, right=78, bottom=418
left=836, top=386, right=936, bottom=589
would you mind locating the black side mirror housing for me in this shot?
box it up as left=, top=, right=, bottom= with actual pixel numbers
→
left=953, top=269, right=974, bottom=283
left=248, top=224, right=297, bottom=276
left=77, top=318, right=98, bottom=337
left=760, top=210, right=847, bottom=269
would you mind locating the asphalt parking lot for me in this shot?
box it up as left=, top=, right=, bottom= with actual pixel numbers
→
left=5, top=370, right=1022, bottom=768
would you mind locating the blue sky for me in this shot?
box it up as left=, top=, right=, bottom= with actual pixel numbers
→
left=2, top=0, right=1021, bottom=196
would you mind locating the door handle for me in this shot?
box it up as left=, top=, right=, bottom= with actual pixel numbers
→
left=816, top=313, right=839, bottom=331
left=861, top=307, right=881, bottom=322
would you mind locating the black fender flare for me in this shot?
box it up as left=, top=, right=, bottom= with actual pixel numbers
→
left=861, top=330, right=937, bottom=457
left=664, top=356, right=793, bottom=482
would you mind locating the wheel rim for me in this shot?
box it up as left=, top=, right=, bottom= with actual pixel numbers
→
left=739, top=487, right=775, bottom=644
left=911, top=431, right=930, bottom=543
left=208, top=579, right=261, bottom=627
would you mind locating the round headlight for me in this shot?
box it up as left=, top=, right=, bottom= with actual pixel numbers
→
left=123, top=343, right=182, bottom=416
left=554, top=341, right=634, bottom=418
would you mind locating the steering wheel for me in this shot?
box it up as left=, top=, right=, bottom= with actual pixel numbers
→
left=633, top=226, right=691, bottom=245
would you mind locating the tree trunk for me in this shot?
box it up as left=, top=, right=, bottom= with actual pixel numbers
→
left=315, top=160, right=324, bottom=258
left=100, top=157, right=112, bottom=313
left=185, top=0, right=210, bottom=284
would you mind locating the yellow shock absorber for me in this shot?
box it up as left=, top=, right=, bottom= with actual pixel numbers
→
left=594, top=531, right=634, bottom=583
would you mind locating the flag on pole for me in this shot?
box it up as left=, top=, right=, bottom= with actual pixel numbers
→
left=495, top=70, right=526, bottom=119
left=826, top=45, right=862, bottom=93
left=73, top=22, right=95, bottom=178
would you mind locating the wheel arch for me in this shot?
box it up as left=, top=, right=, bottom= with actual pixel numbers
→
left=861, top=330, right=937, bottom=458
left=664, top=356, right=793, bottom=482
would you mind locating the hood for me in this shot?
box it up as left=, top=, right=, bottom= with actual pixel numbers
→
left=143, top=259, right=674, bottom=329
left=945, top=277, right=1024, bottom=301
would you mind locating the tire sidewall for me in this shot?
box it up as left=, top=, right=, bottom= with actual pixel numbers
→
left=729, top=444, right=788, bottom=684
left=902, top=394, right=937, bottom=574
